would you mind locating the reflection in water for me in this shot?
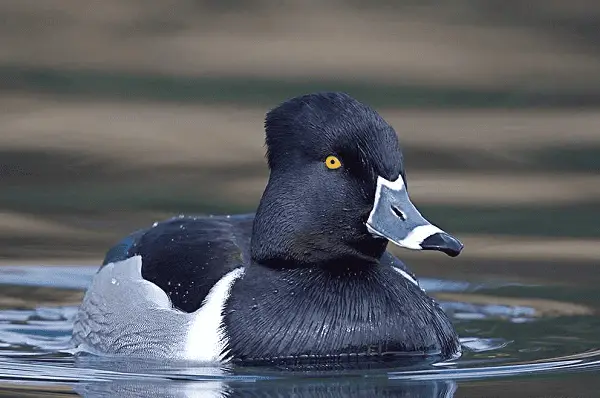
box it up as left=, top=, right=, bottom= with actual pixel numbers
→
left=76, top=378, right=457, bottom=398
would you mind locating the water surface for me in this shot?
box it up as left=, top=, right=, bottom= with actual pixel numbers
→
left=0, top=262, right=599, bottom=397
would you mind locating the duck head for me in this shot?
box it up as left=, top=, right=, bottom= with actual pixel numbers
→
left=251, top=92, right=463, bottom=268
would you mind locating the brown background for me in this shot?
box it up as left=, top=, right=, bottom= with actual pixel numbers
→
left=1, top=0, right=599, bottom=274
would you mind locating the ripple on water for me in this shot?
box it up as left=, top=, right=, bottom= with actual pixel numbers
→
left=0, top=265, right=599, bottom=397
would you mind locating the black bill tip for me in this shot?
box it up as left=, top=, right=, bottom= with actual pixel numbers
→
left=420, top=232, right=464, bottom=257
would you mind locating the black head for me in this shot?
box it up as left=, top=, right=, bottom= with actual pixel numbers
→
left=264, top=92, right=404, bottom=182
left=251, top=92, right=462, bottom=269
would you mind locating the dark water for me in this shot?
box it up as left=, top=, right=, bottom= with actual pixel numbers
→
left=0, top=263, right=599, bottom=397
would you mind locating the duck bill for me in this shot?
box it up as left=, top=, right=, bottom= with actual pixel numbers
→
left=366, top=176, right=463, bottom=257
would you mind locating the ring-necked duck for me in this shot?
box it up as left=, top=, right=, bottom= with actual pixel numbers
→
left=72, top=92, right=464, bottom=366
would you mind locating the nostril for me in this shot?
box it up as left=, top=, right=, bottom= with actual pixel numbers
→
left=391, top=206, right=406, bottom=221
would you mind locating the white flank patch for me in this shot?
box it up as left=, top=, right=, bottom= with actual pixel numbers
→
left=397, top=224, right=443, bottom=250
left=185, top=267, right=245, bottom=362
left=391, top=266, right=419, bottom=286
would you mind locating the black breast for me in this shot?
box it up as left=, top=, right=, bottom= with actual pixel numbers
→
left=223, top=264, right=460, bottom=365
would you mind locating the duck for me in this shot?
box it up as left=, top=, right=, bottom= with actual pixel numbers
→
left=72, top=92, right=464, bottom=366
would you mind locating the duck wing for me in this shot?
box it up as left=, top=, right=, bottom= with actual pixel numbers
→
left=102, top=214, right=253, bottom=313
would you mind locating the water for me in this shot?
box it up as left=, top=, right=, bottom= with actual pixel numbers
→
left=1, top=263, right=599, bottom=397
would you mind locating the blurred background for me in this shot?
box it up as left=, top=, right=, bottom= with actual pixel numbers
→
left=0, top=0, right=599, bottom=282
left=1, top=2, right=600, bottom=396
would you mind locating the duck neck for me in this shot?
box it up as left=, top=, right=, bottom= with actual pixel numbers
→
left=250, top=179, right=388, bottom=270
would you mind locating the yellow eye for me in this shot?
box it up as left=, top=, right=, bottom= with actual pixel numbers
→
left=325, top=155, right=342, bottom=170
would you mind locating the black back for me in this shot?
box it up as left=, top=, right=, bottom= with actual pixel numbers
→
left=103, top=215, right=253, bottom=313
left=101, top=213, right=418, bottom=317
